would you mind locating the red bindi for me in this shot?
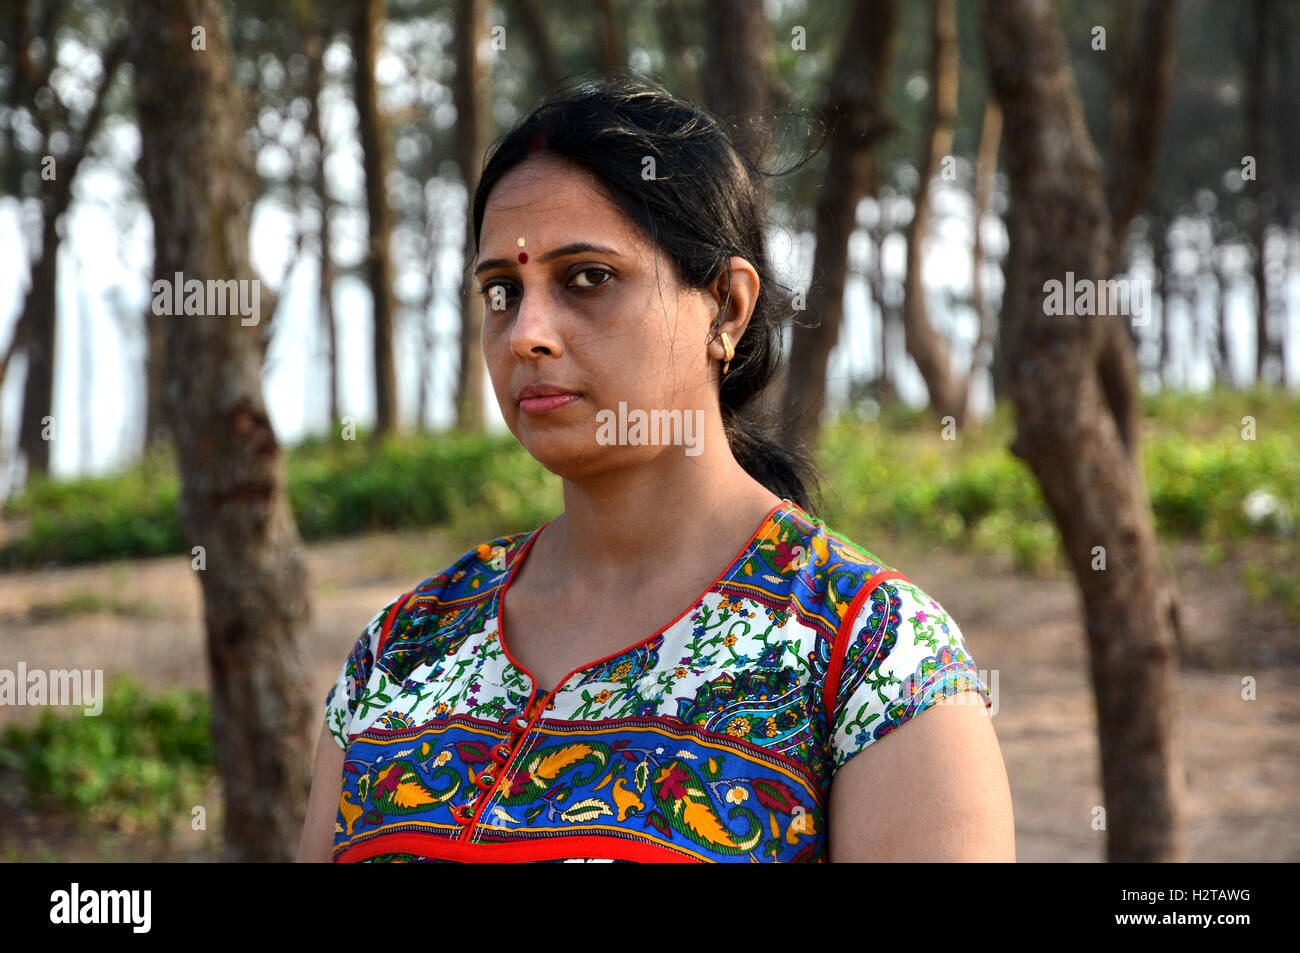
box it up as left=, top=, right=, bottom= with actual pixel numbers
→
left=517, top=252, right=528, bottom=263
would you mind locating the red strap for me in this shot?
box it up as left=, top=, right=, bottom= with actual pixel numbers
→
left=822, top=570, right=910, bottom=732
left=375, top=589, right=416, bottom=657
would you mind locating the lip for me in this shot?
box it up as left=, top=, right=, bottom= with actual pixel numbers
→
left=516, top=383, right=582, bottom=414
left=519, top=393, right=581, bottom=414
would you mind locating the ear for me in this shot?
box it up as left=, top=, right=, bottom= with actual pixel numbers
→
left=705, top=256, right=761, bottom=363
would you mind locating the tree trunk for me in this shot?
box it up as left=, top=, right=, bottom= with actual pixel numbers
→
left=1098, top=0, right=1177, bottom=454
left=454, top=0, right=491, bottom=431
left=17, top=212, right=57, bottom=477
left=980, top=0, right=1185, bottom=863
left=1107, top=0, right=1177, bottom=246
left=867, top=209, right=894, bottom=405
left=510, top=0, right=562, bottom=88
left=1247, top=0, right=1271, bottom=383
left=144, top=307, right=168, bottom=448
left=1211, top=242, right=1231, bottom=387
left=780, top=0, right=900, bottom=455
left=900, top=0, right=968, bottom=425
left=132, top=0, right=314, bottom=862
left=594, top=0, right=626, bottom=70
left=353, top=0, right=398, bottom=438
left=702, top=0, right=775, bottom=172
left=1154, top=214, right=1172, bottom=385
left=658, top=0, right=703, bottom=104
left=967, top=96, right=1002, bottom=425
left=301, top=10, right=340, bottom=430
left=12, top=25, right=127, bottom=477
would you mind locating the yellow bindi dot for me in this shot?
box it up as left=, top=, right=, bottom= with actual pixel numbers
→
left=516, top=236, right=526, bottom=247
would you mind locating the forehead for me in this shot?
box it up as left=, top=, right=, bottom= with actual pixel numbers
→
left=479, top=155, right=637, bottom=251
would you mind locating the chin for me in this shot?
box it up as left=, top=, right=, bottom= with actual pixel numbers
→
left=516, top=426, right=612, bottom=475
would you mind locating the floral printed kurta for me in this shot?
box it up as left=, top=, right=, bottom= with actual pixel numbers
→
left=325, top=499, right=993, bottom=862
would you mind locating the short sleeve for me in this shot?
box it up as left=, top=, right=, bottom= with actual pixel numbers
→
left=324, top=594, right=404, bottom=750
left=829, top=578, right=992, bottom=776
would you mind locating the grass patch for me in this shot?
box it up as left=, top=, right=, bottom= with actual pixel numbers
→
left=0, top=675, right=215, bottom=843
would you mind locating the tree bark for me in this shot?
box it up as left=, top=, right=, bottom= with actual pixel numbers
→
left=454, top=0, right=491, bottom=431
left=352, top=0, right=398, bottom=438
left=509, top=0, right=562, bottom=89
left=967, top=96, right=1002, bottom=424
left=702, top=0, right=775, bottom=173
left=900, top=0, right=967, bottom=425
left=980, top=0, right=1186, bottom=863
left=594, top=0, right=626, bottom=71
left=301, top=7, right=340, bottom=430
left=1247, top=0, right=1271, bottom=383
left=780, top=0, right=900, bottom=455
left=13, top=26, right=127, bottom=477
left=132, top=0, right=314, bottom=862
left=1107, top=0, right=1177, bottom=246
left=658, top=0, right=702, bottom=104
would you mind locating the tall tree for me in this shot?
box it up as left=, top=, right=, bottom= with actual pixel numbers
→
left=1099, top=0, right=1178, bottom=442
left=780, top=0, right=900, bottom=456
left=353, top=0, right=398, bottom=438
left=3, top=3, right=127, bottom=479
left=299, top=0, right=340, bottom=430
left=899, top=0, right=969, bottom=425
left=453, top=0, right=491, bottom=431
left=1246, top=0, right=1275, bottom=383
left=702, top=0, right=775, bottom=174
left=968, top=96, right=1002, bottom=419
left=594, top=0, right=626, bottom=71
left=132, top=0, right=314, bottom=861
left=980, top=0, right=1185, bottom=862
left=509, top=0, right=562, bottom=89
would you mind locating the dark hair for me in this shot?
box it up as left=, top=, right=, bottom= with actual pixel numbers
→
left=470, top=69, right=821, bottom=514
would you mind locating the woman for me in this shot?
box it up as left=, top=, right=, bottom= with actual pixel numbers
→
left=298, top=72, right=1014, bottom=863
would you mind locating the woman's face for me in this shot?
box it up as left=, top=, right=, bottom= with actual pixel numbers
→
left=476, top=153, right=732, bottom=478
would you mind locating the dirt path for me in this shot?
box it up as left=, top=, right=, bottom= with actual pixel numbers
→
left=1, top=525, right=1296, bottom=862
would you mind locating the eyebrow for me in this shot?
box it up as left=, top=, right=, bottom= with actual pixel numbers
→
left=473, top=241, right=623, bottom=277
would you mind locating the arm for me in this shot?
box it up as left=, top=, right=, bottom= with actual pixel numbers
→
left=297, top=719, right=347, bottom=863
left=827, top=690, right=1015, bottom=861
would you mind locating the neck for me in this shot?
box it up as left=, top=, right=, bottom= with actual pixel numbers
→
left=539, top=437, right=782, bottom=587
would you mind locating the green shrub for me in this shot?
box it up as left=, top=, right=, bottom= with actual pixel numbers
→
left=0, top=389, right=1293, bottom=571
left=0, top=675, right=214, bottom=839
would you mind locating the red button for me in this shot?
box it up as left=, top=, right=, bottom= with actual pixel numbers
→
left=512, top=714, right=530, bottom=733
left=492, top=743, right=512, bottom=763
left=475, top=772, right=496, bottom=791
left=452, top=805, right=474, bottom=824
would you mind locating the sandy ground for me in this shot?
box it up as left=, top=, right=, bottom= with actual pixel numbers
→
left=0, top=523, right=1296, bottom=862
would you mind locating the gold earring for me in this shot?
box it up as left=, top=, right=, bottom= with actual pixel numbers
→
left=720, top=331, right=735, bottom=375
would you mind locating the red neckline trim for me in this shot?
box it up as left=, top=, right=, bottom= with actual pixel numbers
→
left=495, top=498, right=790, bottom=708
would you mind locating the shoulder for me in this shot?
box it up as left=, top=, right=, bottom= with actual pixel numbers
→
left=774, top=505, right=990, bottom=722
left=769, top=504, right=905, bottom=639
left=375, top=525, right=541, bottom=656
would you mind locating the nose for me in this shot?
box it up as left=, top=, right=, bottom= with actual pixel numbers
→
left=508, top=282, right=564, bottom=361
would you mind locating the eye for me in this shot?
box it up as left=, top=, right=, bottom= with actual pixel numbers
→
left=479, top=280, right=517, bottom=308
left=569, top=267, right=612, bottom=290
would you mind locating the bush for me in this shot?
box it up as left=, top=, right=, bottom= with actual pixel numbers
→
left=0, top=389, right=1293, bottom=571
left=0, top=675, right=214, bottom=839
